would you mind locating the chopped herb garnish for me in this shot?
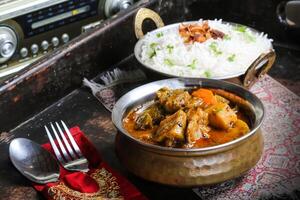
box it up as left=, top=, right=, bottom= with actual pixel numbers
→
left=148, top=51, right=156, bottom=58
left=204, top=70, right=212, bottom=78
left=223, top=34, right=231, bottom=40
left=214, top=107, right=223, bottom=113
left=244, top=32, right=256, bottom=42
left=227, top=54, right=236, bottom=62
left=209, top=42, right=222, bottom=56
left=156, top=32, right=164, bottom=38
left=234, top=25, right=256, bottom=43
left=148, top=43, right=159, bottom=58
left=166, top=45, right=174, bottom=54
left=188, top=59, right=197, bottom=69
left=164, top=58, right=174, bottom=66
left=234, top=25, right=247, bottom=33
left=150, top=42, right=158, bottom=49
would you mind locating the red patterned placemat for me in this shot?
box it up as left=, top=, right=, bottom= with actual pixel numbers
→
left=193, top=75, right=300, bottom=199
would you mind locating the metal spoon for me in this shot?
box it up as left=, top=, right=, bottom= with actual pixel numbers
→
left=9, top=138, right=60, bottom=184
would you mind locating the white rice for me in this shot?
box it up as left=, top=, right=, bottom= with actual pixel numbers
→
left=139, top=19, right=273, bottom=78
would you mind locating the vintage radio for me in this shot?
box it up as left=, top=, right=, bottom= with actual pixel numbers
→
left=0, top=0, right=133, bottom=78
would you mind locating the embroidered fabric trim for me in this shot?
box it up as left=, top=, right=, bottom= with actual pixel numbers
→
left=48, top=168, right=123, bottom=200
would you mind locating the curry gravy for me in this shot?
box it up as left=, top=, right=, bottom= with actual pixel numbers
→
left=123, top=108, right=250, bottom=148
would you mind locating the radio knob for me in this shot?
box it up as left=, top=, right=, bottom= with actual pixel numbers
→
left=31, top=44, right=39, bottom=55
left=104, top=0, right=133, bottom=17
left=0, top=26, right=18, bottom=64
left=61, top=33, right=69, bottom=44
left=41, top=40, right=49, bottom=51
left=20, top=47, right=28, bottom=58
left=119, top=0, right=132, bottom=10
left=51, top=37, right=59, bottom=47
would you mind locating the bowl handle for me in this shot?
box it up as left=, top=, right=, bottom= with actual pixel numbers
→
left=242, top=50, right=276, bottom=88
left=276, top=1, right=289, bottom=26
left=134, top=8, right=165, bottom=39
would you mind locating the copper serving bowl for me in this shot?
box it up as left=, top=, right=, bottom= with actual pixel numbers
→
left=112, top=78, right=264, bottom=187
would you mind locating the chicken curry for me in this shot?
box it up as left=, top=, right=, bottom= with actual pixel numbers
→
left=123, top=87, right=250, bottom=148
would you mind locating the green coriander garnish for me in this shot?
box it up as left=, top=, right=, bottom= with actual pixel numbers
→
left=234, top=25, right=247, bottom=33
left=164, top=58, right=174, bottom=66
left=156, top=32, right=164, bottom=38
left=209, top=42, right=222, bottom=56
left=234, top=25, right=256, bottom=43
left=223, top=34, right=231, bottom=40
left=148, top=51, right=156, bottom=58
left=214, top=107, right=224, bottom=113
left=204, top=70, right=212, bottom=78
left=187, top=59, right=197, bottom=69
left=148, top=43, right=159, bottom=58
left=227, top=54, right=236, bottom=62
left=244, top=32, right=256, bottom=42
left=166, top=45, right=174, bottom=54
left=150, top=42, right=158, bottom=49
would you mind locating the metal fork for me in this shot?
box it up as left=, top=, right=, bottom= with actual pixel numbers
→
left=44, top=120, right=89, bottom=172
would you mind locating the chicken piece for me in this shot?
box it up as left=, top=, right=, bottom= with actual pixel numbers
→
left=227, top=119, right=250, bottom=137
left=164, top=89, right=191, bottom=113
left=135, top=113, right=153, bottom=130
left=186, top=97, right=204, bottom=109
left=144, top=104, right=164, bottom=124
left=186, top=108, right=211, bottom=144
left=206, top=102, right=237, bottom=130
left=156, top=87, right=191, bottom=113
left=154, top=110, right=187, bottom=147
left=156, top=87, right=172, bottom=105
left=135, top=104, right=164, bottom=130
left=215, top=94, right=230, bottom=104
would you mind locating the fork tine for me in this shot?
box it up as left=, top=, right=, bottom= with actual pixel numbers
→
left=50, top=123, right=72, bottom=162
left=61, top=120, right=83, bottom=157
left=55, top=122, right=76, bottom=160
left=45, top=125, right=65, bottom=164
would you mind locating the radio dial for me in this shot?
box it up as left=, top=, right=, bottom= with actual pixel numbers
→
left=1, top=43, right=14, bottom=56
left=0, top=26, right=18, bottom=64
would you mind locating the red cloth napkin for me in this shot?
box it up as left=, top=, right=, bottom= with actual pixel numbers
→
left=33, top=126, right=147, bottom=200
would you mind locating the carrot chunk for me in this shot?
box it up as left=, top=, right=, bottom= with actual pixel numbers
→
left=192, top=88, right=217, bottom=106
